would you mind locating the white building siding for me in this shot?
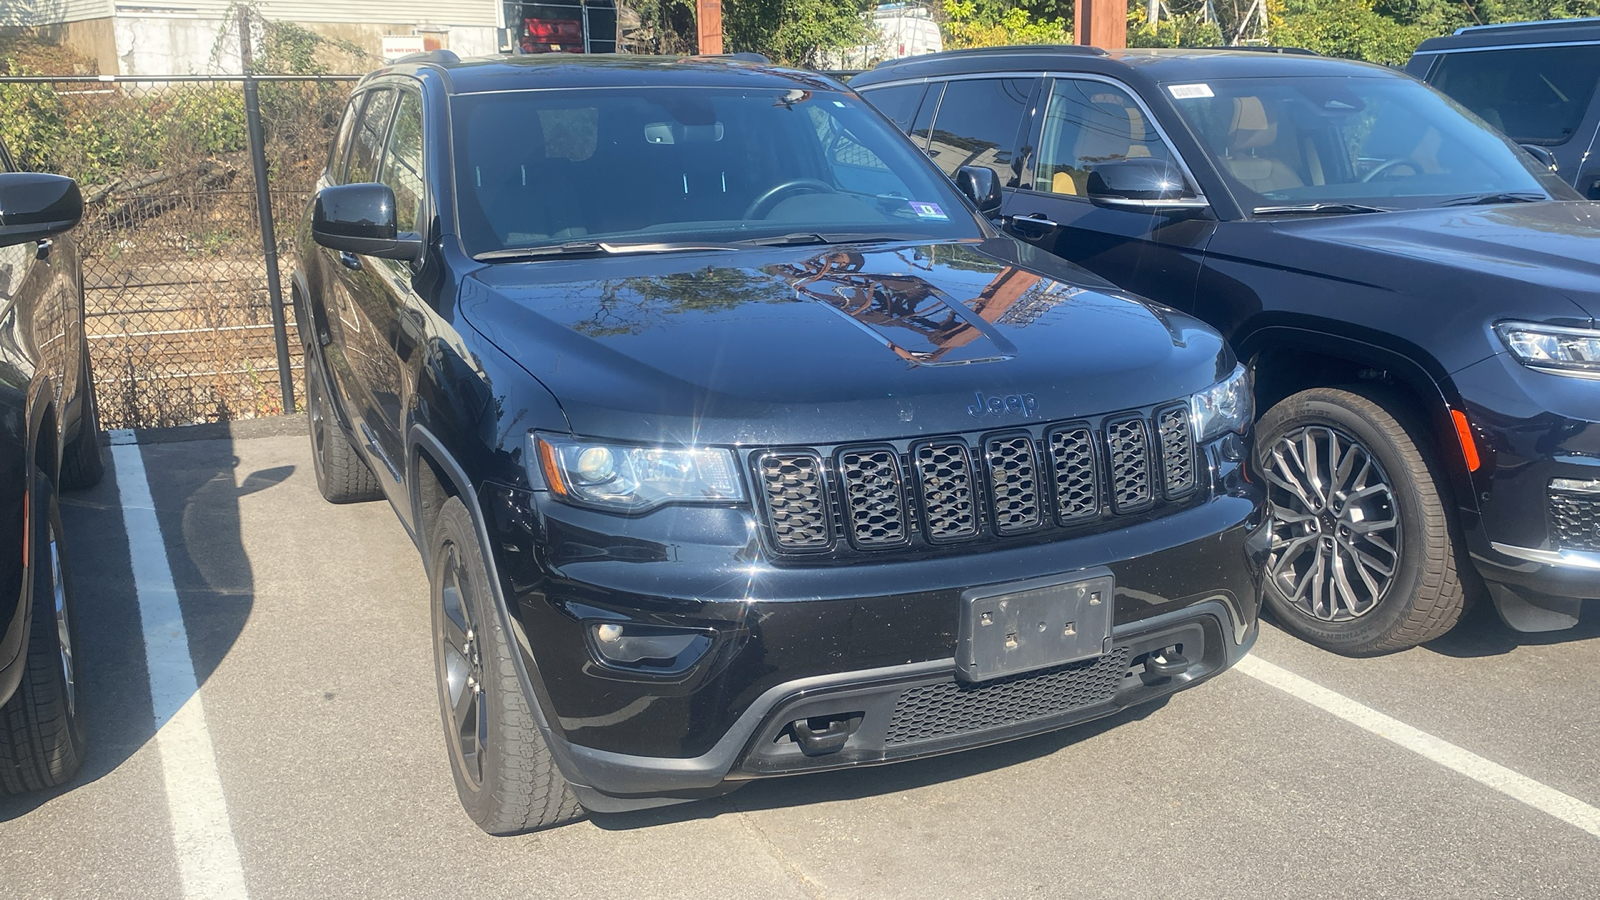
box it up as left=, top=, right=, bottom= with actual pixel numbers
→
left=107, top=0, right=498, bottom=26
left=1, top=0, right=113, bottom=27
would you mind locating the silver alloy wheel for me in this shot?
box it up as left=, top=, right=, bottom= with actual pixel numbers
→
left=1264, top=425, right=1401, bottom=622
left=49, top=521, right=75, bottom=719
left=438, top=546, right=486, bottom=789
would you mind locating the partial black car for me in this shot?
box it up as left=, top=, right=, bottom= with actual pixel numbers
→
left=0, top=137, right=105, bottom=794
left=291, top=52, right=1266, bottom=833
left=1407, top=17, right=1600, bottom=199
left=856, top=47, right=1600, bottom=654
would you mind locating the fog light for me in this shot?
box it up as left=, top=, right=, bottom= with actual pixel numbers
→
left=587, top=622, right=713, bottom=673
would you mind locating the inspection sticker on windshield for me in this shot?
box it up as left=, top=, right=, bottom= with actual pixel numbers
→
left=1167, top=83, right=1214, bottom=99
left=910, top=201, right=948, bottom=219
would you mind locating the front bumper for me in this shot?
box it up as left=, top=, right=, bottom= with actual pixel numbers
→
left=1454, top=352, right=1600, bottom=629
left=484, top=459, right=1264, bottom=809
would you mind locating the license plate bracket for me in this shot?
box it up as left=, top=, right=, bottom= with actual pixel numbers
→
left=956, top=569, right=1115, bottom=683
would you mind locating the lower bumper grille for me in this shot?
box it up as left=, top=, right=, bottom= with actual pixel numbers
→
left=884, top=647, right=1131, bottom=746
left=1550, top=486, right=1600, bottom=552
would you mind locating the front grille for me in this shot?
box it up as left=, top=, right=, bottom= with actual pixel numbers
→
left=1106, top=417, right=1153, bottom=512
left=758, top=453, right=831, bottom=551
left=884, top=647, right=1131, bottom=745
left=753, top=403, right=1200, bottom=557
left=1157, top=405, right=1197, bottom=498
left=1550, top=488, right=1600, bottom=552
left=839, top=447, right=908, bottom=548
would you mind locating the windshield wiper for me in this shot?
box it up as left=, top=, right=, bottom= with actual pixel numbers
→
left=473, top=240, right=742, bottom=261
left=1436, top=191, right=1548, bottom=207
left=1251, top=203, right=1392, bottom=216
left=738, top=232, right=929, bottom=247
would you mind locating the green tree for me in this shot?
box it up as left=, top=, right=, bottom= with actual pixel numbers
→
left=1269, top=0, right=1427, bottom=65
left=724, top=0, right=876, bottom=66
left=941, top=0, right=1070, bottom=48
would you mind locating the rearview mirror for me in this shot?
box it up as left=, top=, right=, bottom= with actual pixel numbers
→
left=1086, top=158, right=1207, bottom=210
left=312, top=183, right=423, bottom=262
left=0, top=173, right=83, bottom=248
left=955, top=165, right=1002, bottom=216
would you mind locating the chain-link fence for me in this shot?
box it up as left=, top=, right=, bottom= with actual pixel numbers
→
left=0, top=74, right=358, bottom=428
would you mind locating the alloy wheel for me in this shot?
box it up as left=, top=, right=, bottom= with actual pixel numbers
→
left=1263, top=425, right=1401, bottom=622
left=438, top=545, right=486, bottom=789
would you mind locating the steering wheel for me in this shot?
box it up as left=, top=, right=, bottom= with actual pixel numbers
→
left=1360, top=157, right=1420, bottom=183
left=744, top=179, right=837, bottom=219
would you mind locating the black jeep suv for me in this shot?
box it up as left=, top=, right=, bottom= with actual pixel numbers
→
left=855, top=47, right=1599, bottom=654
left=293, top=52, right=1264, bottom=833
left=1408, top=18, right=1600, bottom=198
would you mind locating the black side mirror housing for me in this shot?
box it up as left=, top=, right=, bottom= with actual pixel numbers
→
left=1086, top=158, right=1207, bottom=210
left=955, top=165, right=1003, bottom=216
left=1519, top=143, right=1558, bottom=173
left=0, top=173, right=84, bottom=248
left=312, top=183, right=424, bottom=262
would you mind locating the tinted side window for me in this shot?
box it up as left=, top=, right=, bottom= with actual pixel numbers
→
left=348, top=89, right=397, bottom=184
left=925, top=78, right=1034, bottom=181
left=1430, top=44, right=1600, bottom=145
left=327, top=97, right=362, bottom=183
left=863, top=83, right=927, bottom=132
left=909, top=82, right=943, bottom=150
left=379, top=91, right=425, bottom=234
left=1035, top=79, right=1176, bottom=198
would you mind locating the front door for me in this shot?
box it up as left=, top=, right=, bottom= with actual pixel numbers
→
left=1001, top=77, right=1216, bottom=311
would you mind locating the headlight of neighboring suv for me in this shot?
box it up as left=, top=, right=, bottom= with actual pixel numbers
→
left=531, top=433, right=745, bottom=512
left=1496, top=321, right=1600, bottom=377
left=1190, top=364, right=1253, bottom=441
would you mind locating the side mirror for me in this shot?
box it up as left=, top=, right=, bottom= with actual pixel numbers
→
left=0, top=173, right=83, bottom=248
left=312, top=183, right=423, bottom=262
left=1086, top=158, right=1206, bottom=210
left=955, top=165, right=1003, bottom=216
left=1519, top=143, right=1558, bottom=173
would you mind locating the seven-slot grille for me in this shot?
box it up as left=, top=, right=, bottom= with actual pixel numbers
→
left=756, top=406, right=1200, bottom=554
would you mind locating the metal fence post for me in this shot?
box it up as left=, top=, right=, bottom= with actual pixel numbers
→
left=240, top=6, right=298, bottom=414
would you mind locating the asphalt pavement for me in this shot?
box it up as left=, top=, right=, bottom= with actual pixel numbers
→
left=1, top=420, right=1596, bottom=899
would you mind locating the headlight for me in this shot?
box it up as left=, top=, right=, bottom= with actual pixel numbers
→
left=531, top=433, right=745, bottom=512
left=1189, top=364, right=1253, bottom=441
left=1496, top=321, right=1600, bottom=377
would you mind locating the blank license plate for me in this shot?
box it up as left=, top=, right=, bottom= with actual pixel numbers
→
left=956, top=569, right=1115, bottom=683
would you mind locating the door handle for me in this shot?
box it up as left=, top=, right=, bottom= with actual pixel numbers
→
left=338, top=251, right=362, bottom=270
left=1009, top=213, right=1058, bottom=231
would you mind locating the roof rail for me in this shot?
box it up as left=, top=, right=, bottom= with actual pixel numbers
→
left=1454, top=15, right=1600, bottom=35
left=1196, top=44, right=1319, bottom=55
left=693, top=52, right=771, bottom=64
left=873, top=43, right=1107, bottom=68
left=393, top=49, right=461, bottom=66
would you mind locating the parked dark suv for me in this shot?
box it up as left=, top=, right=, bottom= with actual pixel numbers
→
left=292, top=51, right=1264, bottom=833
left=856, top=47, right=1599, bottom=654
left=0, top=137, right=105, bottom=794
left=1408, top=18, right=1600, bottom=198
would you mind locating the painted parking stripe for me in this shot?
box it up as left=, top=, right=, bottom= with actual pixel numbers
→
left=1237, top=655, right=1600, bottom=840
left=108, top=429, right=249, bottom=899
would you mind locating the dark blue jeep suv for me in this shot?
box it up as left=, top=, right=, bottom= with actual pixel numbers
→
left=292, top=52, right=1265, bottom=832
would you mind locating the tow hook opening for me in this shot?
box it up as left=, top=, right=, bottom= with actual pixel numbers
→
left=1131, top=643, right=1189, bottom=684
left=777, top=712, right=864, bottom=757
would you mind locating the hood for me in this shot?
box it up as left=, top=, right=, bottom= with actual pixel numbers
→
left=1272, top=202, right=1600, bottom=323
left=461, top=238, right=1229, bottom=445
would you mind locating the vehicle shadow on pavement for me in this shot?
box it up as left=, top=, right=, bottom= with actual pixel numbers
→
left=588, top=699, right=1169, bottom=831
left=1421, top=595, right=1600, bottom=659
left=0, top=429, right=283, bottom=821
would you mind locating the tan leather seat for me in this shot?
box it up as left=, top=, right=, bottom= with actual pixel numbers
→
left=1225, top=97, right=1304, bottom=193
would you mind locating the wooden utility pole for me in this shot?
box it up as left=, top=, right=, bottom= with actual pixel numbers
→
left=697, top=0, right=723, bottom=54
left=1075, top=0, right=1126, bottom=48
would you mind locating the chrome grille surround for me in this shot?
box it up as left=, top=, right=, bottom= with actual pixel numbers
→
left=838, top=446, right=910, bottom=548
left=985, top=433, right=1043, bottom=535
left=915, top=440, right=979, bottom=542
left=1106, top=416, right=1154, bottom=514
left=757, top=452, right=832, bottom=552
left=1156, top=404, right=1197, bottom=499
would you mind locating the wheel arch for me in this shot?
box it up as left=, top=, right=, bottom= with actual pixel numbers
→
left=1238, top=325, right=1480, bottom=514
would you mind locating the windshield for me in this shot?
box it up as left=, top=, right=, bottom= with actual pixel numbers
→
left=1164, top=75, right=1559, bottom=212
left=450, top=87, right=982, bottom=256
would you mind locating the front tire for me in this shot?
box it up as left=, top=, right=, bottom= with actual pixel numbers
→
left=0, top=470, right=87, bottom=794
left=1256, top=387, right=1465, bottom=654
left=429, top=497, right=583, bottom=834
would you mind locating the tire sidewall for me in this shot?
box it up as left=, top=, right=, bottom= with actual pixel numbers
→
left=305, top=356, right=333, bottom=499
left=1256, top=391, right=1435, bottom=652
left=31, top=472, right=87, bottom=760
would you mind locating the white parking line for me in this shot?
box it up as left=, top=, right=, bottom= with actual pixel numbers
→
left=108, top=429, right=249, bottom=899
left=1237, top=655, right=1600, bottom=840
